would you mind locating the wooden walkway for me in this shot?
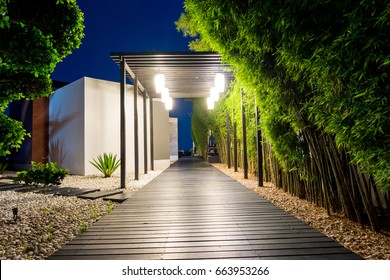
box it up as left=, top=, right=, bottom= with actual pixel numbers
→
left=49, top=157, right=361, bottom=260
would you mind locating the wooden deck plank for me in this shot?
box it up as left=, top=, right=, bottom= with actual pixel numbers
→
left=48, top=157, right=361, bottom=260
left=59, top=238, right=337, bottom=251
left=66, top=233, right=329, bottom=245
left=59, top=243, right=360, bottom=257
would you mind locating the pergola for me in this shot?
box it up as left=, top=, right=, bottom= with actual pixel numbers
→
left=110, top=52, right=262, bottom=189
left=110, top=52, right=233, bottom=98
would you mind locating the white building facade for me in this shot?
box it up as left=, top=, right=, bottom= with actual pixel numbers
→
left=49, top=77, right=171, bottom=176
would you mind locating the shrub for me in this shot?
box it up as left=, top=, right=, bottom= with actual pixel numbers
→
left=90, top=153, right=120, bottom=178
left=16, top=162, right=68, bottom=186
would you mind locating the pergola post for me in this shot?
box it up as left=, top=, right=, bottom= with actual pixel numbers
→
left=134, top=76, right=139, bottom=181
left=226, top=111, right=231, bottom=169
left=255, top=96, right=263, bottom=187
left=241, top=89, right=248, bottom=179
left=143, top=90, right=148, bottom=174
left=120, top=57, right=126, bottom=189
left=149, top=97, right=154, bottom=170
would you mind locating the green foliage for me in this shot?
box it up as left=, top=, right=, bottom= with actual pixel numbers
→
left=178, top=0, right=390, bottom=230
left=90, top=153, right=121, bottom=178
left=0, top=160, right=8, bottom=174
left=178, top=0, right=390, bottom=192
left=0, top=114, right=29, bottom=157
left=91, top=206, right=102, bottom=220
left=44, top=224, right=54, bottom=241
left=191, top=99, right=212, bottom=157
left=78, top=220, right=88, bottom=235
left=105, top=200, right=114, bottom=214
left=16, top=162, right=68, bottom=186
left=0, top=0, right=84, bottom=157
left=42, top=207, right=50, bottom=215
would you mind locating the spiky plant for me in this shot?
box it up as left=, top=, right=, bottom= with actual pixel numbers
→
left=90, top=153, right=121, bottom=178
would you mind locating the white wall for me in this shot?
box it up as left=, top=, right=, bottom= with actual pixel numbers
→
left=49, top=78, right=85, bottom=175
left=153, top=100, right=170, bottom=160
left=153, top=100, right=171, bottom=171
left=49, top=77, right=170, bottom=176
left=169, top=118, right=178, bottom=162
left=84, top=77, right=135, bottom=175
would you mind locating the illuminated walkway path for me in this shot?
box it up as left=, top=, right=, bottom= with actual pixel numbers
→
left=49, top=157, right=361, bottom=260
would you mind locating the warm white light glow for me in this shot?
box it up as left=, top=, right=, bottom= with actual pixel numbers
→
left=207, top=96, right=215, bottom=110
left=161, top=87, right=170, bottom=103
left=165, top=97, right=173, bottom=110
left=154, top=74, right=165, bottom=93
left=215, top=73, right=225, bottom=93
left=210, top=87, right=219, bottom=101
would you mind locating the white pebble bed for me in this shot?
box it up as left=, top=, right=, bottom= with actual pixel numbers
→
left=0, top=170, right=162, bottom=260
left=61, top=170, right=162, bottom=192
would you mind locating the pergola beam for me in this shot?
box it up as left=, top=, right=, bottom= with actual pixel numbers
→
left=124, top=62, right=145, bottom=92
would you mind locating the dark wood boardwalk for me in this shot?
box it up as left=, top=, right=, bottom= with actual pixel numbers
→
left=49, top=157, right=361, bottom=260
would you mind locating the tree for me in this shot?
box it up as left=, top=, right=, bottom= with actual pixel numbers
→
left=0, top=0, right=84, bottom=156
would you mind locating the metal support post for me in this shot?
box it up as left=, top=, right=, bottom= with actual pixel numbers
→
left=120, top=57, right=126, bottom=189
left=134, top=76, right=139, bottom=180
left=143, top=91, right=148, bottom=174
left=149, top=97, right=154, bottom=170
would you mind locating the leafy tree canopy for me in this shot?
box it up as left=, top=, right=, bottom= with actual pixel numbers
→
left=0, top=0, right=84, bottom=157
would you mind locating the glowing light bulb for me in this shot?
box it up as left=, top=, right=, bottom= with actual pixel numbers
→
left=215, top=73, right=225, bottom=93
left=207, top=96, right=215, bottom=110
left=210, top=87, right=219, bottom=101
left=165, top=97, right=173, bottom=110
left=161, top=87, right=169, bottom=103
left=154, top=74, right=165, bottom=93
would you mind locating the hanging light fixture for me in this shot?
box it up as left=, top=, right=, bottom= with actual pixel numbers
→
left=210, top=87, right=219, bottom=101
left=215, top=73, right=225, bottom=93
left=161, top=87, right=170, bottom=103
left=165, top=97, right=173, bottom=110
left=207, top=96, right=215, bottom=110
left=154, top=74, right=165, bottom=93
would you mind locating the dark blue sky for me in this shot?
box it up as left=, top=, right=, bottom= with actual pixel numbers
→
left=52, top=0, right=193, bottom=150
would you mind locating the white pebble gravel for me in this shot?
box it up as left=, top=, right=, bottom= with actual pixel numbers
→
left=0, top=170, right=162, bottom=260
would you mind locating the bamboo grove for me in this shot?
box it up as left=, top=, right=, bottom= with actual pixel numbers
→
left=177, top=0, right=390, bottom=231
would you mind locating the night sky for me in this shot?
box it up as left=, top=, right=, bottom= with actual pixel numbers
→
left=51, top=0, right=194, bottom=151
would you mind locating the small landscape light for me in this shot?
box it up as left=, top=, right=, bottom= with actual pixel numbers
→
left=12, top=207, right=18, bottom=220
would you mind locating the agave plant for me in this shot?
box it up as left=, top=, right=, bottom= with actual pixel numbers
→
left=90, top=153, right=121, bottom=177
